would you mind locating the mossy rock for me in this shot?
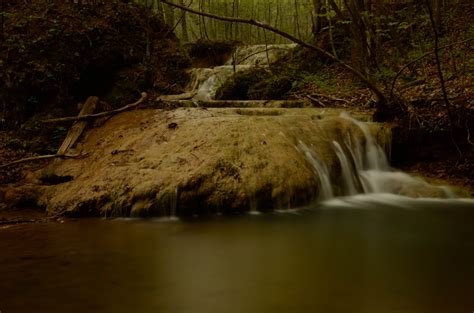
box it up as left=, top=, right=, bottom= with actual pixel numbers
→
left=216, top=68, right=294, bottom=100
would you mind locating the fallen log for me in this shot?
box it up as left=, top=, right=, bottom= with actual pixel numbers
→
left=157, top=91, right=197, bottom=101
left=57, top=96, right=98, bottom=154
left=0, top=153, right=88, bottom=170
left=42, top=92, right=148, bottom=123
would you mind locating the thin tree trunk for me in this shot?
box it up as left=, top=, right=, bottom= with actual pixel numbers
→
left=425, top=0, right=461, bottom=156
left=164, top=0, right=175, bottom=27
left=432, top=0, right=442, bottom=34
left=294, top=0, right=302, bottom=39
left=326, top=0, right=338, bottom=57
left=312, top=0, right=324, bottom=35
left=1, top=0, right=4, bottom=43
left=178, top=0, right=189, bottom=42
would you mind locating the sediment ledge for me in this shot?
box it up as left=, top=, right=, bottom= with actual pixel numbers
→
left=33, top=108, right=385, bottom=217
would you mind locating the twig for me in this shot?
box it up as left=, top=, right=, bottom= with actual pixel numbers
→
left=42, top=92, right=148, bottom=123
left=305, top=95, right=326, bottom=107
left=0, top=153, right=88, bottom=169
left=158, top=92, right=196, bottom=101
left=311, top=93, right=350, bottom=104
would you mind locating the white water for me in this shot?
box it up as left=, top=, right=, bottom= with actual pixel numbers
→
left=321, top=193, right=474, bottom=209
left=299, top=113, right=461, bottom=203
left=187, top=44, right=297, bottom=101
left=299, top=141, right=334, bottom=200
left=188, top=65, right=252, bottom=101
left=333, top=141, right=358, bottom=195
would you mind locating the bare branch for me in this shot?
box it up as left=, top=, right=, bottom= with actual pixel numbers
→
left=0, top=153, right=88, bottom=169
left=42, top=92, right=148, bottom=123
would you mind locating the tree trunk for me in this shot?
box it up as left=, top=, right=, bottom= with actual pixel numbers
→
left=164, top=0, right=175, bottom=27
left=432, top=0, right=442, bottom=34
left=178, top=0, right=189, bottom=42
left=312, top=0, right=324, bottom=35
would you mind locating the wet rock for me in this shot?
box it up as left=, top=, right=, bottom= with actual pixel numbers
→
left=37, top=108, right=381, bottom=217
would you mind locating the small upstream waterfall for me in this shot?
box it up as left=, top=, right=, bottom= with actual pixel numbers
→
left=188, top=65, right=252, bottom=101
left=298, top=113, right=455, bottom=203
left=187, top=44, right=297, bottom=101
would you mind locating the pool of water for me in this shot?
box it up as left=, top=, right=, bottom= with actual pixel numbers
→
left=1, top=198, right=474, bottom=313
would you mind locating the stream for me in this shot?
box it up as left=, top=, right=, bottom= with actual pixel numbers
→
left=1, top=204, right=474, bottom=313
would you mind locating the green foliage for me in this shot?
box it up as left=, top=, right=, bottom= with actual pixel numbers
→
left=293, top=72, right=337, bottom=93
left=0, top=12, right=15, bottom=18
left=373, top=66, right=397, bottom=85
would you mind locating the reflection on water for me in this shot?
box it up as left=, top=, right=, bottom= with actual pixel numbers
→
left=1, top=200, right=474, bottom=313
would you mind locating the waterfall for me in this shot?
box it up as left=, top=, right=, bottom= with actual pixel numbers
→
left=170, top=186, right=178, bottom=218
left=300, top=113, right=454, bottom=201
left=186, top=44, right=297, bottom=101
left=332, top=141, right=359, bottom=195
left=298, top=141, right=334, bottom=200
left=188, top=65, right=252, bottom=101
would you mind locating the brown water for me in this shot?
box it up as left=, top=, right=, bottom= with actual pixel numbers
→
left=1, top=199, right=474, bottom=313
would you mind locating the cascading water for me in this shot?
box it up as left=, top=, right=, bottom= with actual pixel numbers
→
left=299, top=112, right=457, bottom=204
left=298, top=141, right=334, bottom=200
left=332, top=141, right=359, bottom=196
left=186, top=44, right=297, bottom=101
left=188, top=65, right=252, bottom=101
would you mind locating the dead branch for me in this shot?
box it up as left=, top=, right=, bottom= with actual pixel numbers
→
left=305, top=95, right=326, bottom=107
left=310, top=93, right=350, bottom=104
left=0, top=153, right=88, bottom=169
left=161, top=0, right=387, bottom=105
left=157, top=92, right=196, bottom=101
left=57, top=96, right=97, bottom=154
left=42, top=92, right=148, bottom=123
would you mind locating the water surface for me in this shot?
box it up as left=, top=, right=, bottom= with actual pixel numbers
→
left=1, top=199, right=474, bottom=313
